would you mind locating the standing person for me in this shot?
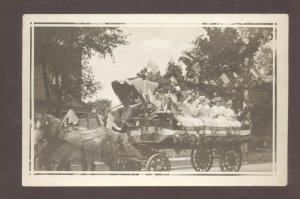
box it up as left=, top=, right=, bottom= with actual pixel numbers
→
left=153, top=92, right=163, bottom=111
left=163, top=94, right=173, bottom=113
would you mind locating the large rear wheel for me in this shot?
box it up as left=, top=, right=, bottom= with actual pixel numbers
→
left=219, top=146, right=243, bottom=172
left=191, top=148, right=214, bottom=172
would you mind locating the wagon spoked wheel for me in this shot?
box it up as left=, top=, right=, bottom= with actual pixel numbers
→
left=145, top=153, right=171, bottom=171
left=191, top=148, right=214, bottom=172
left=219, top=147, right=243, bottom=172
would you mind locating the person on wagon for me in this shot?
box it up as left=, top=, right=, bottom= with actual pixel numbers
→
left=211, top=97, right=225, bottom=118
left=195, top=96, right=209, bottom=117
left=183, top=90, right=194, bottom=104
left=224, top=100, right=242, bottom=128
left=153, top=92, right=163, bottom=111
left=224, top=100, right=236, bottom=119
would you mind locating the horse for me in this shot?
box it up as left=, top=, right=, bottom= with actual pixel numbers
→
left=34, top=113, right=118, bottom=171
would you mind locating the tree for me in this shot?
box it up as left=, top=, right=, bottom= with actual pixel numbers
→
left=164, top=61, right=185, bottom=88
left=253, top=43, right=273, bottom=82
left=34, top=27, right=128, bottom=115
left=147, top=61, right=185, bottom=94
left=180, top=27, right=273, bottom=104
left=88, top=98, right=112, bottom=117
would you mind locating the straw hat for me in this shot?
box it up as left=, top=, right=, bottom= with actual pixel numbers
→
left=214, top=97, right=222, bottom=102
left=226, top=100, right=233, bottom=105
left=198, top=96, right=206, bottom=101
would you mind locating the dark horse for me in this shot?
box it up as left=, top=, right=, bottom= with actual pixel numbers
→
left=34, top=113, right=118, bottom=171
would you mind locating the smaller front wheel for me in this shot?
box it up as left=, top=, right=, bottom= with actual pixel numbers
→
left=145, top=153, right=171, bottom=171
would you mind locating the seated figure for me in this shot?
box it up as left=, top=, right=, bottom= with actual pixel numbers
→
left=195, top=96, right=209, bottom=117
left=224, top=100, right=241, bottom=128
left=210, top=97, right=230, bottom=129
left=175, top=95, right=204, bottom=128
left=210, top=97, right=226, bottom=118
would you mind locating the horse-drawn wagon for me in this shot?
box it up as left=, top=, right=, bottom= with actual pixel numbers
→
left=34, top=76, right=253, bottom=172
left=109, top=77, right=253, bottom=172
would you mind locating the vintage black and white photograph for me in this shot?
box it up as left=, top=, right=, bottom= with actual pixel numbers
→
left=22, top=14, right=288, bottom=186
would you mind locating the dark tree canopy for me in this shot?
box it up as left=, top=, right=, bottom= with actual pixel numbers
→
left=88, top=98, right=112, bottom=117
left=179, top=27, right=273, bottom=99
left=34, top=27, right=128, bottom=113
left=183, top=27, right=272, bottom=85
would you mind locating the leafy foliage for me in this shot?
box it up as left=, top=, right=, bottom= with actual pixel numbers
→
left=146, top=61, right=186, bottom=95
left=87, top=98, right=112, bottom=117
left=253, top=44, right=273, bottom=82
left=34, top=27, right=128, bottom=113
left=180, top=27, right=273, bottom=98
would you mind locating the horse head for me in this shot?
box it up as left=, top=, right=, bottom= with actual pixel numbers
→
left=34, top=113, right=62, bottom=152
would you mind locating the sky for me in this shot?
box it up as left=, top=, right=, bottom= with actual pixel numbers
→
left=87, top=27, right=206, bottom=105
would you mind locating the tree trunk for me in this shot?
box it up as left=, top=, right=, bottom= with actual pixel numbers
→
left=55, top=72, right=63, bottom=117
left=41, top=60, right=52, bottom=113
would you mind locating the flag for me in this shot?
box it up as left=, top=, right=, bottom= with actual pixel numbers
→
left=146, top=60, right=159, bottom=73
left=219, top=73, right=230, bottom=85
left=233, top=72, right=239, bottom=78
left=169, top=57, right=175, bottom=63
left=170, top=76, right=178, bottom=85
left=192, top=62, right=201, bottom=73
left=180, top=54, right=193, bottom=61
left=63, top=109, right=79, bottom=125
left=243, top=89, right=249, bottom=101
left=250, top=68, right=259, bottom=80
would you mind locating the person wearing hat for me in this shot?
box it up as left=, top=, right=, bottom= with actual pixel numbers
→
left=153, top=92, right=163, bottom=111
left=210, top=97, right=225, bottom=118
left=184, top=90, right=194, bottom=104
left=224, top=100, right=235, bottom=118
left=224, top=100, right=241, bottom=128
left=194, top=96, right=208, bottom=117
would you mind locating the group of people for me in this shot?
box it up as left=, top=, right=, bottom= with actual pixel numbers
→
left=152, top=90, right=241, bottom=128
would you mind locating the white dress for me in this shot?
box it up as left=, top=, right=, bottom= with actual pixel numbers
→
left=175, top=103, right=204, bottom=128
left=196, top=105, right=216, bottom=134
left=211, top=106, right=230, bottom=130
left=224, top=108, right=242, bottom=128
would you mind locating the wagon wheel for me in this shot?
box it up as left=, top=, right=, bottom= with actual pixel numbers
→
left=145, top=153, right=171, bottom=171
left=115, top=159, right=141, bottom=171
left=219, top=147, right=243, bottom=172
left=190, top=148, right=214, bottom=172
left=115, top=159, right=128, bottom=171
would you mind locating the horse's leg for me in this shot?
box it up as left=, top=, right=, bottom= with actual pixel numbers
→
left=64, top=162, right=71, bottom=171
left=56, top=161, right=65, bottom=171
left=86, top=153, right=95, bottom=171
left=90, top=162, right=96, bottom=171
left=80, top=149, right=88, bottom=171
left=44, top=163, right=53, bottom=171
